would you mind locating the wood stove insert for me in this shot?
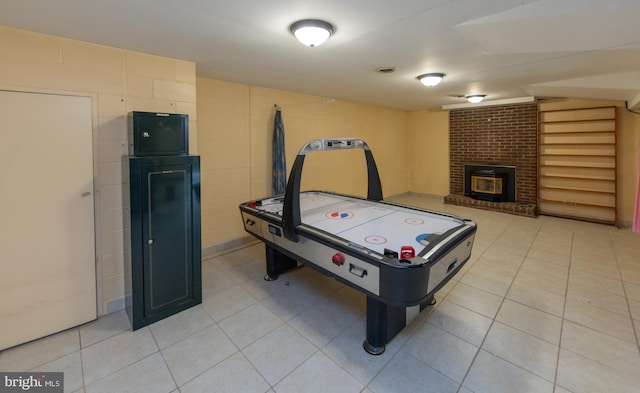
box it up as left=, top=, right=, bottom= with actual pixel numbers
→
left=464, top=164, right=516, bottom=203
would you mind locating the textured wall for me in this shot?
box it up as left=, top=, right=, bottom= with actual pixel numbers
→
left=196, top=79, right=410, bottom=253
left=0, top=26, right=197, bottom=314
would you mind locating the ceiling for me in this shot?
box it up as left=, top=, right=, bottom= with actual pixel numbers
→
left=2, top=0, right=640, bottom=111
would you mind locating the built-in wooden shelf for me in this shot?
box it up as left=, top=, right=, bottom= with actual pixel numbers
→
left=539, top=174, right=614, bottom=181
left=539, top=185, right=614, bottom=195
left=538, top=106, right=617, bottom=226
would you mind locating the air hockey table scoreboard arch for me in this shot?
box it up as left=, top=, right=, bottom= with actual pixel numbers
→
left=240, top=138, right=476, bottom=355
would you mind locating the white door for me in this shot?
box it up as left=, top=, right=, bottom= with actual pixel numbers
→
left=0, top=90, right=96, bottom=350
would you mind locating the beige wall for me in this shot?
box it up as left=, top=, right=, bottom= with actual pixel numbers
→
left=196, top=78, right=409, bottom=252
left=0, top=26, right=197, bottom=315
left=407, top=109, right=450, bottom=196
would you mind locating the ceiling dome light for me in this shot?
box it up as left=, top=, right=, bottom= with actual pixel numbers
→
left=290, top=19, right=335, bottom=47
left=417, top=73, right=445, bottom=87
left=466, top=94, right=486, bottom=103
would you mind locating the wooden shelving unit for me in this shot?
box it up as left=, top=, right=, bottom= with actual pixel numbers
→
left=538, top=106, right=617, bottom=225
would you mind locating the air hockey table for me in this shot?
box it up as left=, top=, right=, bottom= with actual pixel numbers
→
left=240, top=138, right=476, bottom=354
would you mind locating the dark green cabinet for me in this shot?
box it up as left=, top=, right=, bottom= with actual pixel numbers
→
left=126, top=155, right=202, bottom=330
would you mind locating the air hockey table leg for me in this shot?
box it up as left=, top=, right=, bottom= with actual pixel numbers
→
left=363, top=295, right=436, bottom=355
left=363, top=297, right=407, bottom=355
left=264, top=244, right=298, bottom=281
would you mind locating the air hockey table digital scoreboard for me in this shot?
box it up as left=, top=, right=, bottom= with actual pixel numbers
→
left=240, top=138, right=476, bottom=354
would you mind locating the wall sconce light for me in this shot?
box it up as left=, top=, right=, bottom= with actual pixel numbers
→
left=417, top=73, right=445, bottom=87
left=466, top=94, right=486, bottom=103
left=290, top=19, right=335, bottom=47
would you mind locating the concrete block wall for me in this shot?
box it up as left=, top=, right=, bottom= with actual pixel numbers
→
left=0, top=26, right=197, bottom=315
left=196, top=79, right=410, bottom=253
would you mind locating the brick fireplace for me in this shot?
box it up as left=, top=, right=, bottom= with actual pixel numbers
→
left=444, top=102, right=538, bottom=217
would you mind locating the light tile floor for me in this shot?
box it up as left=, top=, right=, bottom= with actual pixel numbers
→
left=2, top=194, right=640, bottom=393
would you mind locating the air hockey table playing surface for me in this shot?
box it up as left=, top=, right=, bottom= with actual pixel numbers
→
left=255, top=191, right=463, bottom=258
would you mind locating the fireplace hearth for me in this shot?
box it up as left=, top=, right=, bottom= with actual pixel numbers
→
left=443, top=193, right=536, bottom=217
left=445, top=163, right=535, bottom=217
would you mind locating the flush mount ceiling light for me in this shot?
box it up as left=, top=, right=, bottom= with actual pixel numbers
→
left=466, top=94, right=486, bottom=103
left=417, top=73, right=445, bottom=87
left=290, top=19, right=335, bottom=47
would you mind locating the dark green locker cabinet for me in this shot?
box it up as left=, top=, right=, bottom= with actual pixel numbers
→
left=126, top=155, right=202, bottom=330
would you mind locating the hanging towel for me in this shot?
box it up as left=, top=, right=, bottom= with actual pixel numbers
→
left=272, top=107, right=287, bottom=195
left=634, top=142, right=640, bottom=233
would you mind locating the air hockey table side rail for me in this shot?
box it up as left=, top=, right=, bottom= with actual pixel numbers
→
left=239, top=138, right=477, bottom=354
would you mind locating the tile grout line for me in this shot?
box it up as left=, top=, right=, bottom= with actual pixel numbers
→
left=77, top=328, right=86, bottom=393
left=609, top=230, right=640, bottom=355
left=553, top=228, right=575, bottom=393
left=149, top=322, right=180, bottom=392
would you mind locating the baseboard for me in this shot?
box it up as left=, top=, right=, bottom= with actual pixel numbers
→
left=202, top=236, right=259, bottom=258
left=406, top=192, right=446, bottom=201
left=106, top=295, right=131, bottom=314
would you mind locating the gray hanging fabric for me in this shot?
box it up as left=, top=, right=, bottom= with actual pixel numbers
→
left=272, top=105, right=286, bottom=195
